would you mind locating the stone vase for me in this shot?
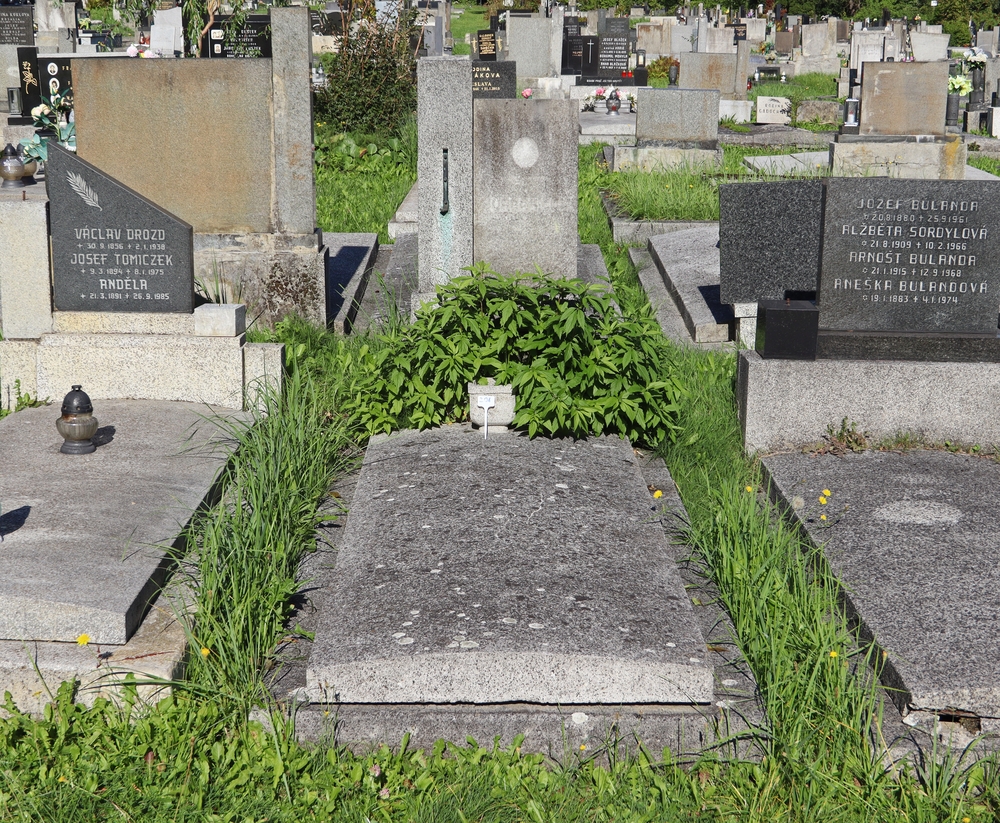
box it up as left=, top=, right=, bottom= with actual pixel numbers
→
left=946, top=92, right=961, bottom=127
left=667, top=64, right=679, bottom=85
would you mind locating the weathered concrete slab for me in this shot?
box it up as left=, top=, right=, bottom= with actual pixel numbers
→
left=763, top=449, right=1000, bottom=722
left=326, top=232, right=379, bottom=334
left=647, top=227, right=732, bottom=343
left=306, top=425, right=714, bottom=706
left=0, top=401, right=239, bottom=645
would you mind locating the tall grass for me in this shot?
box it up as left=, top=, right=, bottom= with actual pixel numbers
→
left=602, top=145, right=820, bottom=221
left=179, top=368, right=360, bottom=700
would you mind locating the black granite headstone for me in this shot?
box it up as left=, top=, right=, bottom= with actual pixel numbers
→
left=476, top=29, right=497, bottom=60
left=597, top=35, right=629, bottom=78
left=719, top=181, right=824, bottom=305
left=604, top=17, right=629, bottom=36
left=200, top=14, right=272, bottom=58
left=729, top=22, right=747, bottom=40
left=0, top=7, right=33, bottom=46
left=581, top=35, right=599, bottom=77
left=37, top=54, right=73, bottom=104
left=46, top=143, right=194, bottom=314
left=472, top=61, right=516, bottom=98
left=17, top=46, right=40, bottom=114
left=818, top=179, right=1000, bottom=337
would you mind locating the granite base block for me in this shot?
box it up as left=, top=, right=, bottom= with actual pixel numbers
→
left=0, top=598, right=187, bottom=717
left=243, top=342, right=285, bottom=413
left=816, top=332, right=1000, bottom=362
left=738, top=349, right=1000, bottom=453
left=51, top=304, right=247, bottom=337
left=35, top=334, right=247, bottom=409
left=829, top=139, right=968, bottom=179
left=193, top=233, right=328, bottom=328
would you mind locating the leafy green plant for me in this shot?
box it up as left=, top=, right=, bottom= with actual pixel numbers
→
left=341, top=265, right=685, bottom=446
left=647, top=55, right=679, bottom=79
left=0, top=378, right=47, bottom=419
left=315, top=132, right=411, bottom=176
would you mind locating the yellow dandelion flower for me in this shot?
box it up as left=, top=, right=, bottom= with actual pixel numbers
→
left=822, top=489, right=831, bottom=497
left=829, top=651, right=838, bottom=658
left=580, top=744, right=587, bottom=751
left=76, top=634, right=90, bottom=646
left=820, top=514, right=827, bottom=521
left=745, top=485, right=754, bottom=493
left=201, top=647, right=211, bottom=658
left=818, top=495, right=827, bottom=505
left=653, top=489, right=663, bottom=499
left=963, top=817, right=971, bottom=823
left=58, top=776, right=67, bottom=783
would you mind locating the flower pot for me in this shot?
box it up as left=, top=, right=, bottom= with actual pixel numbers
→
left=946, top=92, right=960, bottom=127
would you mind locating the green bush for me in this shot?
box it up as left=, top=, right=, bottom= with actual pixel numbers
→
left=941, top=18, right=972, bottom=46
left=342, top=266, right=686, bottom=446
left=314, top=0, right=418, bottom=135
left=647, top=55, right=679, bottom=79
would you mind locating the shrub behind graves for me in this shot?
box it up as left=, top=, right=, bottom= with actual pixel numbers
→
left=344, top=267, right=686, bottom=446
left=314, top=0, right=418, bottom=135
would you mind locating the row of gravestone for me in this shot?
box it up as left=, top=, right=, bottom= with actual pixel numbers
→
left=720, top=178, right=1000, bottom=362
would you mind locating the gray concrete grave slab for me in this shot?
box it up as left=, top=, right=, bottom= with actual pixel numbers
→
left=0, top=401, right=240, bottom=645
left=679, top=51, right=737, bottom=96
left=507, top=16, right=557, bottom=78
left=636, top=88, right=720, bottom=146
left=326, top=232, right=379, bottom=334
left=859, top=62, right=949, bottom=136
left=473, top=99, right=578, bottom=278
left=647, top=226, right=732, bottom=342
left=306, top=426, right=714, bottom=706
left=763, top=449, right=1000, bottom=720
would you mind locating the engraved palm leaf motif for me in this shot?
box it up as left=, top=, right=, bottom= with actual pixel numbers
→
left=67, top=171, right=102, bottom=211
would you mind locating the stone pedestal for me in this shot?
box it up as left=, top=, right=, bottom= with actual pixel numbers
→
left=0, top=188, right=52, bottom=341
left=829, top=135, right=967, bottom=180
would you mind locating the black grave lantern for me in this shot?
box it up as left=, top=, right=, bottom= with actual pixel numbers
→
left=57, top=385, right=99, bottom=455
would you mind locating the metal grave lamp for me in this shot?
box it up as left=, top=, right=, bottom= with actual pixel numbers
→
left=57, top=385, right=99, bottom=455
left=6, top=87, right=21, bottom=117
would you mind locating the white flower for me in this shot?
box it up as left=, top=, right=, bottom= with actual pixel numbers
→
left=126, top=44, right=139, bottom=57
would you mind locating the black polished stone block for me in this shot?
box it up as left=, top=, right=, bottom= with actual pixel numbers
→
left=757, top=299, right=819, bottom=360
